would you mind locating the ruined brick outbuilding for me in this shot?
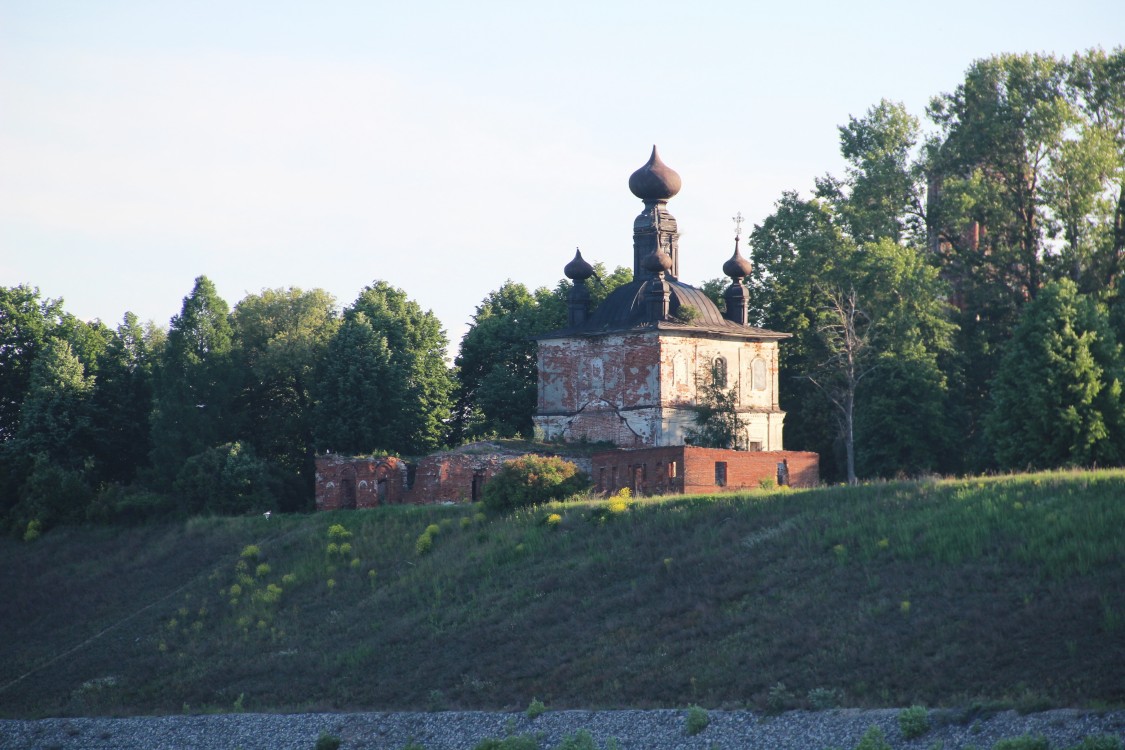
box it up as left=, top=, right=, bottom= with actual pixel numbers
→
left=315, top=147, right=817, bottom=511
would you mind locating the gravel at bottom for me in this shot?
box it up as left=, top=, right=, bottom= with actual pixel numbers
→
left=1, top=707, right=1123, bottom=750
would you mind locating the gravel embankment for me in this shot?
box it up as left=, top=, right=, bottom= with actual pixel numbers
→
left=2, top=708, right=1123, bottom=750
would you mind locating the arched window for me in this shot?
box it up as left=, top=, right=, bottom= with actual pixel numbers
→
left=752, top=357, right=767, bottom=391
left=712, top=357, right=728, bottom=388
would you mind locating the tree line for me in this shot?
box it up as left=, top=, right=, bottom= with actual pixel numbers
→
left=2, top=48, right=1123, bottom=534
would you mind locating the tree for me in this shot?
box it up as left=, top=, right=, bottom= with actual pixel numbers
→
left=232, top=288, right=339, bottom=510
left=688, top=379, right=745, bottom=450
left=818, top=99, right=925, bottom=245
left=149, top=276, right=235, bottom=479
left=319, top=281, right=453, bottom=456
left=173, top=441, right=279, bottom=516
left=1064, top=47, right=1125, bottom=291
left=807, top=287, right=877, bottom=485
left=986, top=278, right=1125, bottom=469
left=313, top=313, right=393, bottom=455
left=749, top=100, right=957, bottom=481
left=2, top=338, right=97, bottom=530
left=88, top=312, right=161, bottom=486
left=0, top=285, right=65, bottom=441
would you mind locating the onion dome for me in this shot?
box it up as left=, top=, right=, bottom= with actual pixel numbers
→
left=564, top=248, right=595, bottom=281
left=628, top=145, right=682, bottom=202
left=723, top=245, right=753, bottom=280
left=641, top=248, right=673, bottom=275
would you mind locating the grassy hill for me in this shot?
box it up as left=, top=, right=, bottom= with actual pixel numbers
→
left=1, top=470, right=1123, bottom=719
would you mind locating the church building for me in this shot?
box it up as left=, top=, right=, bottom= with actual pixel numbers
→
left=535, top=147, right=818, bottom=491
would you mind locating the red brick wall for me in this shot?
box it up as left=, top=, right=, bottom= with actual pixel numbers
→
left=315, top=446, right=596, bottom=509
left=315, top=455, right=409, bottom=510
left=590, top=446, right=819, bottom=496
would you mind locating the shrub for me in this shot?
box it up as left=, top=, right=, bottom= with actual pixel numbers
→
left=898, top=705, right=929, bottom=739
left=415, top=531, right=434, bottom=555
left=808, top=686, right=841, bottom=710
left=855, top=726, right=892, bottom=750
left=525, top=697, right=546, bottom=719
left=555, top=730, right=596, bottom=750
left=472, top=735, right=539, bottom=750
left=481, top=455, right=589, bottom=514
left=685, top=705, right=709, bottom=736
left=314, top=733, right=342, bottom=750
left=767, top=681, right=793, bottom=713
left=993, top=737, right=1049, bottom=750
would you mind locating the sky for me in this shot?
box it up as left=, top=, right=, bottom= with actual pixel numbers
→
left=2, top=0, right=1123, bottom=351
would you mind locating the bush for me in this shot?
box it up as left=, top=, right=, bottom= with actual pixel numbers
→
left=854, top=726, right=892, bottom=750
left=525, top=697, right=546, bottom=719
left=766, top=681, right=793, bottom=713
left=481, top=455, right=589, bottom=514
left=808, top=686, right=841, bottom=710
left=555, top=730, right=596, bottom=750
left=685, top=705, right=709, bottom=736
left=993, top=737, right=1049, bottom=750
left=173, top=442, right=279, bottom=516
left=898, top=705, right=929, bottom=739
left=314, top=733, right=342, bottom=750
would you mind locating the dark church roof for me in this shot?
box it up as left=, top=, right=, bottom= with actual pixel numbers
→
left=538, top=147, right=789, bottom=342
left=538, top=276, right=787, bottom=340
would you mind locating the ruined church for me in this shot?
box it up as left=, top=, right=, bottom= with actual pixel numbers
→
left=315, top=148, right=817, bottom=510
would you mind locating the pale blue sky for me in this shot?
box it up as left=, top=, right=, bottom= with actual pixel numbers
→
left=2, top=1, right=1123, bottom=348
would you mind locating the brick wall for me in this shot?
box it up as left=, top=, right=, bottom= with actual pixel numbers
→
left=315, top=444, right=595, bottom=509
left=590, top=446, right=818, bottom=496
left=314, top=454, right=410, bottom=510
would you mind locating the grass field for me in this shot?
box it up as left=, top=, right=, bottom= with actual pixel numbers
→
left=1, top=469, right=1123, bottom=718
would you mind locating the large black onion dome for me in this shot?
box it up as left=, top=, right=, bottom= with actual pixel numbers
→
left=723, top=246, right=753, bottom=279
left=564, top=248, right=595, bottom=281
left=628, top=145, right=682, bottom=202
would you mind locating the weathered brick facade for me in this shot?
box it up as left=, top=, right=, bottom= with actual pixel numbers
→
left=591, top=446, right=819, bottom=495
left=315, top=444, right=594, bottom=510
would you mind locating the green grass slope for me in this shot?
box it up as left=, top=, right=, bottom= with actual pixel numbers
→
left=1, top=470, right=1123, bottom=718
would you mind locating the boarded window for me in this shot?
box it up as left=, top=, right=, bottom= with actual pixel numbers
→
left=752, top=357, right=767, bottom=391
left=715, top=461, right=727, bottom=487
left=590, top=357, right=604, bottom=395
left=748, top=441, right=762, bottom=452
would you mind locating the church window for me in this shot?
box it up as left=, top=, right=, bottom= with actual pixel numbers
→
left=712, top=357, right=728, bottom=387
left=590, top=357, right=604, bottom=395
left=752, top=357, right=767, bottom=391
left=714, top=462, right=727, bottom=487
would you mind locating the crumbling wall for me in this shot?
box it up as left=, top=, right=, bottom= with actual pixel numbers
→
left=315, top=444, right=595, bottom=509
left=314, top=454, right=409, bottom=510
left=591, top=446, right=819, bottom=496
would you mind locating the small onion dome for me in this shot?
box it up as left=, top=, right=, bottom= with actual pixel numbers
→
left=564, top=248, right=595, bottom=281
left=723, top=246, right=753, bottom=280
left=628, top=145, right=682, bottom=202
left=642, top=248, right=674, bottom=275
